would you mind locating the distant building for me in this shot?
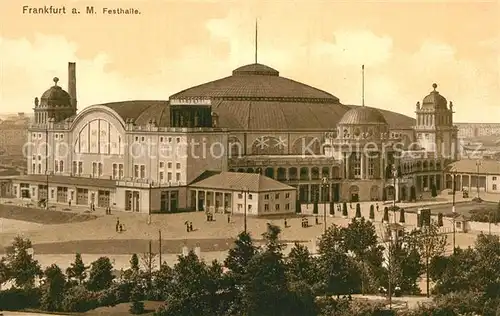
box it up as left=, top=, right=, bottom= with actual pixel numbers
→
left=444, top=159, right=500, bottom=194
left=0, top=112, right=30, bottom=158
left=456, top=123, right=500, bottom=139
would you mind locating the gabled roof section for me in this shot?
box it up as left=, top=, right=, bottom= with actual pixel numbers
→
left=190, top=171, right=294, bottom=192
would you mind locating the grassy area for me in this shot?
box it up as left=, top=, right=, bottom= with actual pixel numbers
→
left=83, top=301, right=164, bottom=315
left=0, top=237, right=308, bottom=255
left=0, top=204, right=98, bottom=224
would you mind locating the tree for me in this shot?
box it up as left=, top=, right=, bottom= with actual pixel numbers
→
left=130, top=253, right=139, bottom=272
left=431, top=184, right=438, bottom=197
left=66, top=253, right=88, bottom=285
left=224, top=231, right=257, bottom=276
left=342, top=202, right=348, bottom=218
left=406, top=223, right=447, bottom=297
left=151, top=263, right=173, bottom=301
left=387, top=236, right=423, bottom=295
left=369, top=205, right=375, bottom=220
left=40, top=264, right=66, bottom=311
left=241, top=224, right=292, bottom=316
left=87, top=257, right=115, bottom=292
left=0, top=257, right=10, bottom=288
left=342, top=218, right=384, bottom=294
left=329, top=201, right=335, bottom=215
left=157, top=251, right=225, bottom=316
left=313, top=200, right=319, bottom=214
left=286, top=242, right=317, bottom=286
left=129, top=284, right=145, bottom=314
left=399, top=208, right=405, bottom=223
left=429, top=247, right=478, bottom=295
left=317, top=225, right=359, bottom=295
left=4, top=236, right=42, bottom=290
left=382, top=207, right=389, bottom=223
left=355, top=203, right=361, bottom=218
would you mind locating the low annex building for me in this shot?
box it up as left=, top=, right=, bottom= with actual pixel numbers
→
left=444, top=159, right=500, bottom=194
left=189, top=171, right=297, bottom=215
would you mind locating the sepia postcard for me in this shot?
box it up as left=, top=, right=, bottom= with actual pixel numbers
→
left=0, top=0, right=499, bottom=315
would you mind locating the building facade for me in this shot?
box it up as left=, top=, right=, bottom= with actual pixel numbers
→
left=5, top=61, right=459, bottom=214
left=445, top=159, right=500, bottom=194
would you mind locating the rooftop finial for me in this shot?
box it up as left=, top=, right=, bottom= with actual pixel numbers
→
left=53, top=77, right=59, bottom=86
left=255, top=19, right=258, bottom=64
left=362, top=65, right=365, bottom=107
left=432, top=83, right=437, bottom=91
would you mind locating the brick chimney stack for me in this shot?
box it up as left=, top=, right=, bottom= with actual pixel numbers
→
left=68, top=62, right=77, bottom=111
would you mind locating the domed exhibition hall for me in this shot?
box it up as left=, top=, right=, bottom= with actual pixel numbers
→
left=7, top=61, right=459, bottom=216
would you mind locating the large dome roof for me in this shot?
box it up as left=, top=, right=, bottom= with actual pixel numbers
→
left=170, top=63, right=340, bottom=103
left=338, top=106, right=388, bottom=125
left=97, top=63, right=415, bottom=131
left=40, top=77, right=71, bottom=107
left=422, top=83, right=447, bottom=109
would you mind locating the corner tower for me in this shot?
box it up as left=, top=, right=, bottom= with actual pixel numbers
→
left=414, top=83, right=458, bottom=159
left=33, top=62, right=77, bottom=124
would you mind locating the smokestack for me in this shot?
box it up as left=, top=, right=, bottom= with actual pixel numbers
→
left=68, top=62, right=77, bottom=110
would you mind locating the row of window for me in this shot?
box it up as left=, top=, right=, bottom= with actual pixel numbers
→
left=134, top=136, right=182, bottom=143
left=159, top=171, right=181, bottom=182
left=159, top=161, right=181, bottom=169
left=32, top=133, right=64, bottom=140
left=237, top=203, right=291, bottom=212
left=237, top=193, right=291, bottom=200
left=134, top=164, right=181, bottom=182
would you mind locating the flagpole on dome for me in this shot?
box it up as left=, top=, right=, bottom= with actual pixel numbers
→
left=255, top=19, right=258, bottom=64
left=362, top=65, right=365, bottom=107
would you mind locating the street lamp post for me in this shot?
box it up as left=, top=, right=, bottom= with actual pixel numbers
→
left=387, top=162, right=400, bottom=309
left=476, top=160, right=481, bottom=199
left=45, top=125, right=49, bottom=210
left=391, top=164, right=399, bottom=223
left=321, top=177, right=328, bottom=234
left=242, top=188, right=249, bottom=233
left=451, top=172, right=456, bottom=253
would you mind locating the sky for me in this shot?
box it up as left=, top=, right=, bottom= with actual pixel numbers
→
left=0, top=0, right=499, bottom=122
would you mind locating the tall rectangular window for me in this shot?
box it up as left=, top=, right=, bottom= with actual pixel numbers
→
left=140, top=165, right=145, bottom=179
left=353, top=154, right=361, bottom=178
left=134, top=165, right=139, bottom=178
left=368, top=158, right=375, bottom=177
left=112, top=164, right=117, bottom=179
left=72, top=161, right=77, bottom=175
left=78, top=162, right=83, bottom=174
left=119, top=164, right=124, bottom=179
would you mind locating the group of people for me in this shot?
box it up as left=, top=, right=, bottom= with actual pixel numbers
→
left=206, top=212, right=214, bottom=221
left=301, top=217, right=309, bottom=228
left=115, top=218, right=124, bottom=233
left=186, top=221, right=194, bottom=232
left=105, top=207, right=112, bottom=215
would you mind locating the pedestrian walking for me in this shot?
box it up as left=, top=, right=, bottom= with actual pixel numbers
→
left=116, top=218, right=120, bottom=232
left=227, top=214, right=231, bottom=223
left=68, top=200, right=71, bottom=207
left=315, top=216, right=319, bottom=225
left=284, top=218, right=288, bottom=228
left=189, top=222, right=193, bottom=232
